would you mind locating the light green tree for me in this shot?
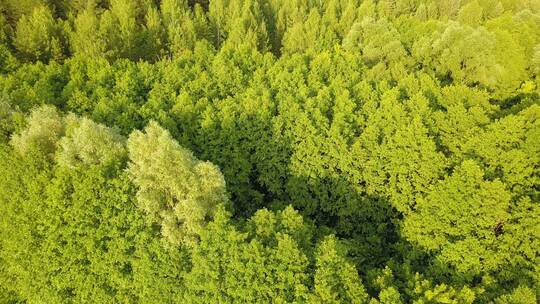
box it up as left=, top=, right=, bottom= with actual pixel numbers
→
left=353, top=89, right=447, bottom=214
left=494, top=286, right=537, bottom=304
left=413, top=22, right=502, bottom=89
left=70, top=4, right=107, bottom=58
left=457, top=1, right=484, bottom=26
left=10, top=105, right=65, bottom=157
left=127, top=121, right=228, bottom=246
left=184, top=205, right=369, bottom=303
left=56, top=114, right=127, bottom=168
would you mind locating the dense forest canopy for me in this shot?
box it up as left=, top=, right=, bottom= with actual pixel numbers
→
left=0, top=0, right=539, bottom=303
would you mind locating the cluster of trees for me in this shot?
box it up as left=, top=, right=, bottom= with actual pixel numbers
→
left=0, top=106, right=369, bottom=303
left=0, top=0, right=539, bottom=303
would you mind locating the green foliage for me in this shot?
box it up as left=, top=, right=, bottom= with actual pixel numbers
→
left=1, top=113, right=193, bottom=302
left=13, top=5, right=68, bottom=62
left=127, top=121, right=228, bottom=246
left=0, top=15, right=19, bottom=73
left=69, top=5, right=107, bottom=58
left=183, top=206, right=311, bottom=303
left=0, top=1, right=539, bottom=302
left=184, top=206, right=368, bottom=303
left=417, top=22, right=501, bottom=88
left=403, top=160, right=512, bottom=275
left=495, top=286, right=537, bottom=304
left=56, top=114, right=127, bottom=168
left=470, top=105, right=540, bottom=197
left=457, top=1, right=484, bottom=26
left=355, top=89, right=447, bottom=214
left=10, top=104, right=65, bottom=156
left=344, top=18, right=410, bottom=80
left=0, top=100, right=22, bottom=142
left=311, top=236, right=369, bottom=303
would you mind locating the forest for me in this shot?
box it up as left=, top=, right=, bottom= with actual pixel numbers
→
left=0, top=0, right=539, bottom=303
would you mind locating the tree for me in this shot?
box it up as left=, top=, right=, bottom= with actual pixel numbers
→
left=70, top=0, right=167, bottom=61
left=403, top=160, right=512, bottom=276
left=431, top=84, right=495, bottom=161
left=282, top=8, right=339, bottom=54
left=353, top=89, right=447, bottom=214
left=343, top=18, right=410, bottom=80
left=183, top=206, right=312, bottom=303
left=0, top=14, right=19, bottom=73
left=0, top=138, right=188, bottom=303
left=13, top=5, right=67, bottom=62
left=469, top=105, right=540, bottom=197
left=184, top=205, right=369, bottom=303
left=457, top=1, right=484, bottom=26
left=98, top=0, right=141, bottom=60
left=0, top=2, right=539, bottom=301
left=160, top=0, right=199, bottom=55
left=0, top=100, right=23, bottom=142
left=310, top=236, right=369, bottom=304
left=0, top=141, right=54, bottom=302
left=127, top=121, right=228, bottom=246
left=366, top=266, right=476, bottom=304
left=70, top=4, right=107, bottom=58
left=140, top=5, right=166, bottom=61
left=414, top=22, right=502, bottom=89
left=495, top=286, right=537, bottom=304
left=10, top=105, right=65, bottom=157
left=0, top=0, right=48, bottom=24
left=56, top=114, right=127, bottom=168
left=223, top=0, right=270, bottom=52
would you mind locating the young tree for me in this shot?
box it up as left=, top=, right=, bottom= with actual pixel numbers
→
left=160, top=0, right=197, bottom=55
left=70, top=4, right=107, bottom=58
left=457, top=0, right=484, bottom=26
left=494, top=286, right=537, bottom=304
left=98, top=0, right=141, bottom=60
left=223, top=0, right=270, bottom=52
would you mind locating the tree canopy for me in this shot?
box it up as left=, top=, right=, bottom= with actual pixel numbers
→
left=0, top=0, right=539, bottom=303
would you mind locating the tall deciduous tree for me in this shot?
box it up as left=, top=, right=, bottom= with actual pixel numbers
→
left=127, top=121, right=228, bottom=246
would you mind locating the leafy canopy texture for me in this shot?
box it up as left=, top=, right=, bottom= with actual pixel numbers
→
left=57, top=114, right=127, bottom=168
left=128, top=121, right=228, bottom=246
left=1, top=0, right=540, bottom=303
left=404, top=160, right=511, bottom=274
left=10, top=104, right=65, bottom=156
left=183, top=206, right=368, bottom=303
